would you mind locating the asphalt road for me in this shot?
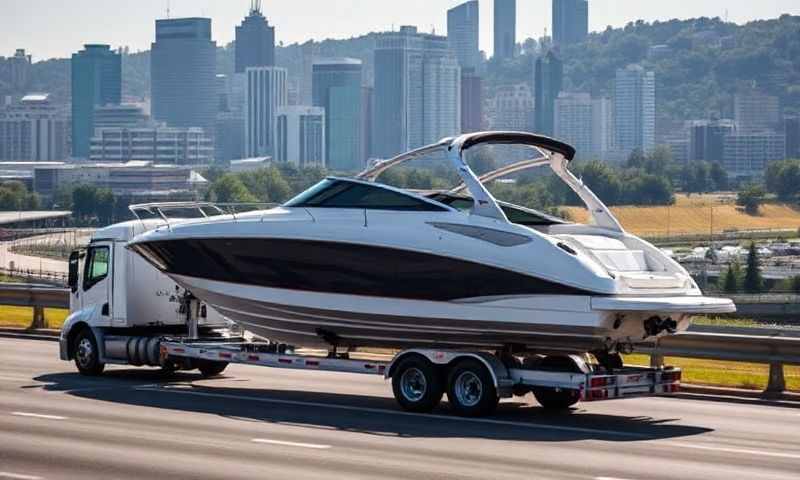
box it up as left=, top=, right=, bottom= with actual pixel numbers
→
left=1, top=337, right=799, bottom=480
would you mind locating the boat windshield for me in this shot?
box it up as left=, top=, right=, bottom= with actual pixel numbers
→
left=284, top=178, right=449, bottom=212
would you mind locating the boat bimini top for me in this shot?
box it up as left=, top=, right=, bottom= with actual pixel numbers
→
left=357, top=131, right=623, bottom=232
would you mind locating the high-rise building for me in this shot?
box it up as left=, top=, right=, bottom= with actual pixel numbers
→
left=215, top=73, right=247, bottom=163
left=447, top=1, right=480, bottom=70
left=361, top=86, right=374, bottom=162
left=785, top=116, right=800, bottom=160
left=71, top=44, right=121, bottom=158
left=275, top=106, right=326, bottom=167
left=494, top=0, right=516, bottom=60
left=8, top=49, right=32, bottom=92
left=552, top=0, right=589, bottom=47
left=614, top=64, right=656, bottom=154
left=299, top=42, right=318, bottom=106
left=723, top=132, right=785, bottom=177
left=312, top=58, right=363, bottom=171
left=734, top=89, right=781, bottom=132
left=235, top=0, right=276, bottom=73
left=534, top=51, right=563, bottom=136
left=489, top=83, right=534, bottom=132
left=689, top=119, right=736, bottom=163
left=554, top=93, right=611, bottom=159
left=0, top=94, right=69, bottom=161
left=461, top=69, right=483, bottom=133
left=373, top=27, right=461, bottom=158
left=245, top=66, right=288, bottom=157
left=90, top=126, right=214, bottom=165
left=151, top=18, right=217, bottom=133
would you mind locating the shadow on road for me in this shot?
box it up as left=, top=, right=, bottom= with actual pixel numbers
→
left=32, top=370, right=714, bottom=443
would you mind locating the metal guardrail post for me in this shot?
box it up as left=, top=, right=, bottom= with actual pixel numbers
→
left=30, top=305, right=46, bottom=329
left=650, top=354, right=665, bottom=368
left=767, top=363, right=786, bottom=393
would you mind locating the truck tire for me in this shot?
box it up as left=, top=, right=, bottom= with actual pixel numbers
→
left=446, top=359, right=498, bottom=417
left=74, top=328, right=105, bottom=376
left=197, top=360, right=228, bottom=378
left=391, top=355, right=443, bottom=413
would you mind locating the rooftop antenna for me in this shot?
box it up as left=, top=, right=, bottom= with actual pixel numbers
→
left=166, top=0, right=171, bottom=18
left=250, top=0, right=262, bottom=15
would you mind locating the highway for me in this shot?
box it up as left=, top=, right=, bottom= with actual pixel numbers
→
left=1, top=337, right=799, bottom=480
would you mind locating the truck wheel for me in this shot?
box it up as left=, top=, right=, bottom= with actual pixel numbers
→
left=446, top=359, right=498, bottom=417
left=533, top=388, right=581, bottom=410
left=74, top=328, right=105, bottom=376
left=391, top=356, right=443, bottom=413
left=197, top=360, right=228, bottom=378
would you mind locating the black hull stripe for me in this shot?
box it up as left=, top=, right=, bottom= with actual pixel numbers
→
left=132, top=238, right=598, bottom=302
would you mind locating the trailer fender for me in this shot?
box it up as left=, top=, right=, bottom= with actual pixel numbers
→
left=386, top=349, right=514, bottom=398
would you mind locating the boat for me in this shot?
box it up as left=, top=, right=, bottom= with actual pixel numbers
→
left=127, top=131, right=735, bottom=355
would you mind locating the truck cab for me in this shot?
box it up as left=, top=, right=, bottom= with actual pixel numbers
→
left=60, top=217, right=230, bottom=375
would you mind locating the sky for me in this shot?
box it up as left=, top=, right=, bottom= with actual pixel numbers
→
left=2, top=0, right=799, bottom=61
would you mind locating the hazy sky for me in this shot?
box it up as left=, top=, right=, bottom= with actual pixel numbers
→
left=3, top=0, right=799, bottom=61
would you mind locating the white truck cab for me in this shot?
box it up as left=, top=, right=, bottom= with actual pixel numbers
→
left=60, top=216, right=230, bottom=375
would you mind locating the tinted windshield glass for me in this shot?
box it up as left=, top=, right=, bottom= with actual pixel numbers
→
left=285, top=179, right=448, bottom=212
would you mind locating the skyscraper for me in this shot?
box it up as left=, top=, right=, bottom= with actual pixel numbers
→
left=151, top=18, right=217, bottom=133
left=494, top=0, right=516, bottom=60
left=374, top=27, right=461, bottom=158
left=534, top=51, right=563, bottom=136
left=447, top=1, right=480, bottom=70
left=554, top=93, right=611, bottom=159
left=552, top=0, right=589, bottom=47
left=245, top=66, right=288, bottom=157
left=614, top=64, right=656, bottom=154
left=71, top=44, right=121, bottom=158
left=312, top=58, right=363, bottom=171
left=461, top=70, right=483, bottom=133
left=275, top=106, right=326, bottom=167
left=690, top=119, right=736, bottom=163
left=8, top=49, right=32, bottom=92
left=734, top=88, right=781, bottom=132
left=235, top=0, right=276, bottom=73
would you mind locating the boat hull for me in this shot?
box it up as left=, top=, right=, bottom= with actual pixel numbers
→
left=172, top=274, right=690, bottom=352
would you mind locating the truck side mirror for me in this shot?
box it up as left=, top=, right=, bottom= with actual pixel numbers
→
left=68, top=251, right=80, bottom=293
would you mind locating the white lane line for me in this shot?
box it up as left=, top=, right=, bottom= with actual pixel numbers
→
left=10, top=412, right=67, bottom=421
left=137, top=386, right=648, bottom=439
left=595, top=477, right=637, bottom=480
left=252, top=438, right=331, bottom=450
left=666, top=442, right=800, bottom=461
left=0, top=472, right=43, bottom=480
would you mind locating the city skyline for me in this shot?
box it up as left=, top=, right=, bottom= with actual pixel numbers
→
left=2, top=0, right=798, bottom=61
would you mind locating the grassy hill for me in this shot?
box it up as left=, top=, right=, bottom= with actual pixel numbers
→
left=566, top=194, right=800, bottom=237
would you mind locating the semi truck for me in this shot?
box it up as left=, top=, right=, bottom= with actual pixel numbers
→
left=60, top=203, right=682, bottom=417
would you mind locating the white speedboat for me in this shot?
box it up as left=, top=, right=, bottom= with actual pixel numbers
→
left=128, top=132, right=735, bottom=354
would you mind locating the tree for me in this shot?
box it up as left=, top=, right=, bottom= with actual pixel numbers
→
left=722, top=262, right=740, bottom=293
left=208, top=174, right=258, bottom=203
left=72, top=185, right=100, bottom=221
left=710, top=162, right=728, bottom=191
left=743, top=242, right=764, bottom=293
left=736, top=184, right=765, bottom=215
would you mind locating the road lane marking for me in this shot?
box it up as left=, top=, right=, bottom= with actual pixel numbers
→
left=596, top=477, right=637, bottom=480
left=0, top=472, right=43, bottom=480
left=252, top=438, right=331, bottom=449
left=666, top=442, right=800, bottom=461
left=10, top=412, right=67, bottom=421
left=137, top=386, right=649, bottom=439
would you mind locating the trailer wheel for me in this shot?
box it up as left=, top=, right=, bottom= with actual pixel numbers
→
left=533, top=388, right=581, bottom=410
left=197, top=360, right=228, bottom=378
left=391, top=356, right=443, bottom=413
left=446, top=359, right=498, bottom=417
left=73, top=328, right=105, bottom=376
left=532, top=355, right=582, bottom=410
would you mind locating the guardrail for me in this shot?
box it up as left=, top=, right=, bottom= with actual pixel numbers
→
left=0, top=283, right=69, bottom=328
left=0, top=283, right=797, bottom=395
